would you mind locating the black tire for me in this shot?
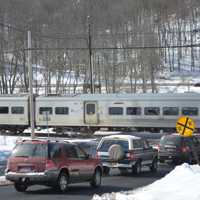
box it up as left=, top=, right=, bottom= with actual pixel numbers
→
left=150, top=158, right=158, bottom=172
left=57, top=172, right=69, bottom=193
left=132, top=161, right=142, bottom=175
left=14, top=182, right=28, bottom=192
left=103, top=166, right=110, bottom=176
left=118, top=167, right=128, bottom=175
left=90, top=169, right=102, bottom=188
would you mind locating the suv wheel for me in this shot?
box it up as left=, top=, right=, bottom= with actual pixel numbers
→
left=14, top=182, right=28, bottom=192
left=132, top=161, right=142, bottom=174
left=57, top=172, right=69, bottom=192
left=150, top=158, right=158, bottom=172
left=103, top=166, right=110, bottom=176
left=90, top=169, right=102, bottom=188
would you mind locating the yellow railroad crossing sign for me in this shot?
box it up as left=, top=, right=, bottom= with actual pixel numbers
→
left=176, top=116, right=195, bottom=137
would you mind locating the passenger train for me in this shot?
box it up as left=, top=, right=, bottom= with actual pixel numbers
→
left=0, top=93, right=200, bottom=133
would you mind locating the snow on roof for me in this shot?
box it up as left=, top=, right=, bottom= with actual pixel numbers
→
left=93, top=131, right=123, bottom=136
left=92, top=163, right=200, bottom=200
left=101, top=134, right=140, bottom=140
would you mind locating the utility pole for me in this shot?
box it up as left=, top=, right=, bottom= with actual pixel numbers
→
left=28, top=30, right=35, bottom=139
left=88, top=16, right=94, bottom=94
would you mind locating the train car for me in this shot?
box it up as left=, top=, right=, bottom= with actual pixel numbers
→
left=35, top=93, right=200, bottom=132
left=0, top=94, right=29, bottom=131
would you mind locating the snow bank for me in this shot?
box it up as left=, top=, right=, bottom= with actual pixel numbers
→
left=92, top=164, right=200, bottom=200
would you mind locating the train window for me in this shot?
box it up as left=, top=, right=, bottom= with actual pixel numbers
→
left=109, top=107, right=123, bottom=115
left=55, top=107, right=69, bottom=115
left=0, top=107, right=8, bottom=114
left=39, top=107, right=52, bottom=115
left=126, top=107, right=141, bottom=115
left=86, top=104, right=95, bottom=115
left=144, top=107, right=160, bottom=115
left=163, top=107, right=179, bottom=116
left=11, top=107, right=24, bottom=114
left=182, top=107, right=198, bottom=116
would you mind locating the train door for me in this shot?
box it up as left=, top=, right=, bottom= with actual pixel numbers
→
left=84, top=101, right=99, bottom=125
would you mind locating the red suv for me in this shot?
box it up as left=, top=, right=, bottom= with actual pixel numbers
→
left=5, top=139, right=102, bottom=192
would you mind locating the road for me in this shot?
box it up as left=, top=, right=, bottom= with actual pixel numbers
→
left=0, top=166, right=171, bottom=200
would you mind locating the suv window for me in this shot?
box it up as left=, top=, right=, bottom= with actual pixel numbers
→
left=98, top=139, right=129, bottom=152
left=12, top=143, right=47, bottom=157
left=132, top=139, right=143, bottom=149
left=143, top=140, right=150, bottom=149
left=160, top=136, right=181, bottom=147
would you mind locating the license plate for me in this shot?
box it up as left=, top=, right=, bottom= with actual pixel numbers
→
left=18, top=167, right=32, bottom=173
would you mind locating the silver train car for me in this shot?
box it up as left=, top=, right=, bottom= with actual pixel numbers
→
left=0, top=93, right=200, bottom=132
left=0, top=95, right=29, bottom=131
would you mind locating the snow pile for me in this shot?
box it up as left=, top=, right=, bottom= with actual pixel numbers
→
left=92, top=164, right=200, bottom=200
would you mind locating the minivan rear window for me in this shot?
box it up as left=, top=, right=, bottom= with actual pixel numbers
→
left=98, top=139, right=128, bottom=152
left=160, top=136, right=181, bottom=146
left=12, top=143, right=47, bottom=157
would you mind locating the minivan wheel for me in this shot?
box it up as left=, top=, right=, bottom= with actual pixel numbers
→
left=57, top=172, right=69, bottom=192
left=132, top=161, right=142, bottom=174
left=14, top=182, right=28, bottom=192
left=150, top=158, right=158, bottom=172
left=90, top=169, right=102, bottom=188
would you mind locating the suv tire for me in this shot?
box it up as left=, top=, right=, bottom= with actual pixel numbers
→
left=132, top=161, right=142, bottom=175
left=90, top=169, right=102, bottom=188
left=57, top=172, right=69, bottom=193
left=14, top=182, right=28, bottom=192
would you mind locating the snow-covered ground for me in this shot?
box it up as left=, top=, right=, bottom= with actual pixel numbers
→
left=92, top=163, right=200, bottom=200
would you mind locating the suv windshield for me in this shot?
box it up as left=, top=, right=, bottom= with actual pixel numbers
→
left=98, top=139, right=129, bottom=152
left=12, top=143, right=47, bottom=157
left=160, top=136, right=181, bottom=147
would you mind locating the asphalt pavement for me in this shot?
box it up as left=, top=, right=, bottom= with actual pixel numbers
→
left=0, top=166, right=171, bottom=200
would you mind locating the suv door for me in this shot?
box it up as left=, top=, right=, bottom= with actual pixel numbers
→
left=142, top=139, right=155, bottom=165
left=132, top=139, right=144, bottom=163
